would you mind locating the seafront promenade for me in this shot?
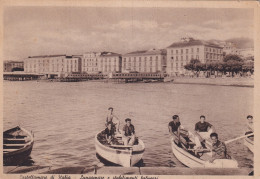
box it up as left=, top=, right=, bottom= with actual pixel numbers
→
left=172, top=77, right=254, bottom=87
left=3, top=166, right=253, bottom=175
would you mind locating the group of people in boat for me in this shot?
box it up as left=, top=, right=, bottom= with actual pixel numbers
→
left=103, top=106, right=253, bottom=160
left=104, top=107, right=136, bottom=146
left=168, top=114, right=254, bottom=163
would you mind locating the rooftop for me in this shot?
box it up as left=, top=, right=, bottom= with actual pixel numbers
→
left=124, top=49, right=166, bottom=56
left=100, top=52, right=122, bottom=57
left=167, top=38, right=222, bottom=49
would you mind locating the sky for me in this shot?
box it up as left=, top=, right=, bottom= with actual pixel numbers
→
left=3, top=7, right=254, bottom=60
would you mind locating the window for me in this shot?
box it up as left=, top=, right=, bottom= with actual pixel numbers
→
left=171, top=57, right=174, bottom=60
left=191, top=48, right=193, bottom=53
left=186, top=49, right=188, bottom=54
left=181, top=49, right=183, bottom=54
left=124, top=58, right=126, bottom=62
left=171, top=50, right=173, bottom=54
left=176, top=50, right=178, bottom=54
left=197, top=48, right=199, bottom=53
left=176, top=56, right=178, bottom=61
left=181, top=56, right=183, bottom=61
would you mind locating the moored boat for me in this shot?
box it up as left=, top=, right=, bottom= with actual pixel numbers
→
left=170, top=131, right=238, bottom=168
left=95, top=130, right=145, bottom=167
left=244, top=134, right=253, bottom=153
left=3, top=126, right=34, bottom=165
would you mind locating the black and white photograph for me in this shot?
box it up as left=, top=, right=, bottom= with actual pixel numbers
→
left=1, top=1, right=259, bottom=177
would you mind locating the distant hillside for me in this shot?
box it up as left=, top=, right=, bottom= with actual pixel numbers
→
left=209, top=38, right=254, bottom=49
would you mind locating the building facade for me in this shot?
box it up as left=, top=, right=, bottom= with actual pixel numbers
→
left=97, top=52, right=122, bottom=74
left=82, top=52, right=102, bottom=74
left=166, top=38, right=223, bottom=76
left=4, top=61, right=24, bottom=72
left=24, top=55, right=81, bottom=74
left=122, top=49, right=167, bottom=73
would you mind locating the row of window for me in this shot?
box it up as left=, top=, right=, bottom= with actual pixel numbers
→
left=123, top=56, right=160, bottom=62
left=170, top=47, right=222, bottom=55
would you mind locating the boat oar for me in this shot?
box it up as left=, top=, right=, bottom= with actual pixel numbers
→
left=224, top=133, right=254, bottom=144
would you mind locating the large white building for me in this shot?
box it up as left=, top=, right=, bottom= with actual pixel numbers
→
left=97, top=52, right=122, bottom=74
left=122, top=49, right=167, bottom=73
left=166, top=38, right=223, bottom=76
left=24, top=55, right=81, bottom=75
left=82, top=52, right=102, bottom=74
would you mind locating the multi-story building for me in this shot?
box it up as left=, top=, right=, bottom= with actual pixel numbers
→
left=166, top=38, right=223, bottom=76
left=82, top=52, right=101, bottom=74
left=24, top=55, right=81, bottom=76
left=122, top=49, right=167, bottom=73
left=238, top=48, right=254, bottom=58
left=4, top=61, right=24, bottom=72
left=98, top=52, right=122, bottom=74
left=222, top=42, right=240, bottom=56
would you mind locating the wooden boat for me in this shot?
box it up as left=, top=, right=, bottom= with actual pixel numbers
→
left=170, top=131, right=238, bottom=168
left=95, top=130, right=145, bottom=167
left=244, top=133, right=253, bottom=153
left=3, top=126, right=34, bottom=165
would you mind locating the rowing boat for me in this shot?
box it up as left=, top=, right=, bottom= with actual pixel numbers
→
left=244, top=133, right=253, bottom=153
left=95, top=130, right=145, bottom=167
left=3, top=126, right=34, bottom=165
left=170, top=131, right=238, bottom=168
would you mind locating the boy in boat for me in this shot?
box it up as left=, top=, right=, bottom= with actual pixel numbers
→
left=245, top=115, right=254, bottom=140
left=209, top=132, right=227, bottom=163
left=106, top=107, right=120, bottom=133
left=104, top=121, right=115, bottom=144
left=122, top=118, right=136, bottom=146
left=195, top=115, right=216, bottom=147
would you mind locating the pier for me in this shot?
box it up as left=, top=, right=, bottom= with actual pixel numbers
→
left=3, top=72, right=44, bottom=81
left=3, top=166, right=253, bottom=175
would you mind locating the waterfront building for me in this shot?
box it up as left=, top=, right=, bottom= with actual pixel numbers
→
left=24, top=55, right=81, bottom=77
left=97, top=52, right=122, bottom=74
left=222, top=42, right=240, bottom=56
left=4, top=61, right=24, bottom=72
left=238, top=48, right=254, bottom=58
left=166, top=38, right=223, bottom=76
left=82, top=52, right=101, bottom=74
left=122, top=49, right=167, bottom=73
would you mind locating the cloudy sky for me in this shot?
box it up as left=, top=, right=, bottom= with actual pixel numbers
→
left=4, top=7, right=254, bottom=60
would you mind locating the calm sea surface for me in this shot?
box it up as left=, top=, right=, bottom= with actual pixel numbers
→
left=3, top=81, right=254, bottom=168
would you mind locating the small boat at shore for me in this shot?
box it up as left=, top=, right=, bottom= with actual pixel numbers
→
left=3, top=126, right=34, bottom=165
left=170, top=131, right=238, bottom=168
left=95, top=130, right=145, bottom=167
left=244, top=133, right=253, bottom=153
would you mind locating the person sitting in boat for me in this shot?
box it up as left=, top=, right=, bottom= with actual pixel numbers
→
left=209, top=132, right=227, bottom=163
left=245, top=115, right=254, bottom=140
left=122, top=118, right=136, bottom=146
left=195, top=115, right=216, bottom=146
left=168, top=115, right=191, bottom=147
left=104, top=121, right=115, bottom=144
left=106, top=107, right=120, bottom=133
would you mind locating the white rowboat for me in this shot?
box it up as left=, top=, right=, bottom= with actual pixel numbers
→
left=95, top=130, right=145, bottom=167
left=170, top=132, right=238, bottom=168
left=244, top=135, right=253, bottom=153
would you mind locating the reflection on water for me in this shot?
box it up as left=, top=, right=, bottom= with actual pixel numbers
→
left=3, top=81, right=254, bottom=168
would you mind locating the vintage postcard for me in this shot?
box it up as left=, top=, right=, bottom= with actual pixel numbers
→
left=1, top=0, right=259, bottom=179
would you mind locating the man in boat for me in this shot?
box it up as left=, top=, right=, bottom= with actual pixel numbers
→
left=195, top=115, right=216, bottom=147
left=209, top=132, right=227, bottom=163
left=122, top=118, right=136, bottom=146
left=245, top=115, right=253, bottom=140
left=106, top=107, right=120, bottom=133
left=104, top=121, right=115, bottom=144
left=168, top=115, right=191, bottom=147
